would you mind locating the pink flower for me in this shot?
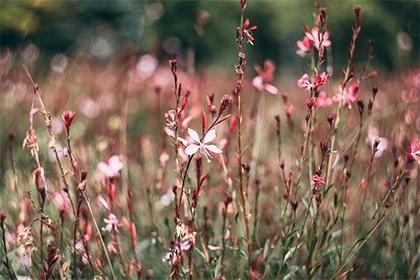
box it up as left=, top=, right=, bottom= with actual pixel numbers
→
left=333, top=82, right=359, bottom=106
left=183, top=128, right=222, bottom=161
left=243, top=18, right=257, bottom=45
left=312, top=175, right=325, bottom=185
left=305, top=26, right=331, bottom=50
left=164, top=109, right=178, bottom=128
left=318, top=91, right=333, bottom=107
left=97, top=155, right=123, bottom=178
left=407, top=138, right=420, bottom=163
left=103, top=213, right=119, bottom=232
left=296, top=36, right=311, bottom=57
left=107, top=241, right=118, bottom=254
left=97, top=195, right=111, bottom=212
left=297, top=72, right=329, bottom=91
left=252, top=60, right=278, bottom=95
left=367, top=127, right=388, bottom=158
left=61, top=111, right=75, bottom=131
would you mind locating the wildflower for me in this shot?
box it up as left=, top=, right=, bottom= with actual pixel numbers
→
left=183, top=128, right=222, bottom=161
left=61, top=111, right=75, bottom=132
left=164, top=109, right=179, bottom=128
left=312, top=175, right=325, bottom=185
left=296, top=36, right=311, bottom=57
left=407, top=138, right=420, bottom=163
left=54, top=192, right=68, bottom=219
left=297, top=72, right=329, bottom=91
left=107, top=241, right=117, bottom=254
left=252, top=60, right=278, bottom=95
left=318, top=91, right=333, bottom=107
left=333, top=82, right=359, bottom=106
left=97, top=155, right=123, bottom=178
left=243, top=18, right=257, bottom=45
left=103, top=213, right=119, bottom=232
left=367, top=127, right=388, bottom=158
left=305, top=26, right=331, bottom=50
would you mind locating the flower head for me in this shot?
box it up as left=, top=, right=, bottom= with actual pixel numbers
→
left=183, top=128, right=222, bottom=161
left=252, top=60, right=278, bottom=95
left=367, top=127, right=388, bottom=158
left=296, top=36, right=311, bottom=57
left=312, top=175, right=325, bottom=186
left=103, top=213, right=119, bottom=232
left=97, top=155, right=123, bottom=178
left=164, top=109, right=179, bottom=128
left=62, top=111, right=75, bottom=132
left=297, top=72, right=329, bottom=91
left=305, top=26, right=331, bottom=50
left=407, top=138, right=420, bottom=163
left=243, top=18, right=257, bottom=45
left=333, top=82, right=359, bottom=106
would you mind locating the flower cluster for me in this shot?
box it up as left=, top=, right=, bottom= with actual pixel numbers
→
left=297, top=72, right=329, bottom=91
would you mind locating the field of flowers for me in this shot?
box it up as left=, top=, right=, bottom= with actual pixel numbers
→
left=0, top=1, right=419, bottom=279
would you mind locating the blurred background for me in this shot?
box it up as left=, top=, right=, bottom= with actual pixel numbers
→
left=1, top=0, right=419, bottom=75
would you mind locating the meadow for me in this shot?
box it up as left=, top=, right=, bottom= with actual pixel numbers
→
left=0, top=1, right=419, bottom=279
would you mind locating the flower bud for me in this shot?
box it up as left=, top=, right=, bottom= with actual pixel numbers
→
left=62, top=111, right=75, bottom=133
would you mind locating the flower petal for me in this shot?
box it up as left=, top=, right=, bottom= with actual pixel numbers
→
left=185, top=144, right=200, bottom=156
left=203, top=129, right=216, bottom=143
left=187, top=128, right=200, bottom=143
left=265, top=84, right=278, bottom=95
left=205, top=144, right=222, bottom=154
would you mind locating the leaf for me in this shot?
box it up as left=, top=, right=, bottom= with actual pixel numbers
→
left=284, top=243, right=302, bottom=261
left=263, top=239, right=271, bottom=260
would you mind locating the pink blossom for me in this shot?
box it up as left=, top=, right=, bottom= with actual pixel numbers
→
left=103, top=213, right=119, bottom=232
left=305, top=26, right=331, bottom=50
left=312, top=175, right=325, bottom=185
left=252, top=60, right=278, bottom=95
left=183, top=128, right=222, bottom=161
left=297, top=72, right=329, bottom=91
left=107, top=241, right=118, bottom=254
left=333, top=82, right=360, bottom=106
left=97, top=195, right=111, bottom=212
left=243, top=18, right=257, bottom=45
left=97, top=155, right=123, bottom=178
left=164, top=109, right=178, bottom=128
left=318, top=91, right=333, bottom=107
left=296, top=36, right=311, bottom=57
left=407, top=138, right=420, bottom=163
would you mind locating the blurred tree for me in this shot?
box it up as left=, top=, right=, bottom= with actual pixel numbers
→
left=0, top=0, right=418, bottom=72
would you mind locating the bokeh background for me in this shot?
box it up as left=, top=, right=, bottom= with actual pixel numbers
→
left=1, top=0, right=419, bottom=74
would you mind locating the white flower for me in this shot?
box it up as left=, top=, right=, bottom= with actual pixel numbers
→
left=367, top=126, right=388, bottom=158
left=97, top=155, right=123, bottom=178
left=183, top=128, right=222, bottom=161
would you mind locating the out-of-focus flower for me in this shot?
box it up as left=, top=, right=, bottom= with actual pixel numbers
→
left=367, top=127, right=388, bottom=158
left=97, top=155, right=123, bottom=178
left=297, top=72, right=329, bottom=91
left=97, top=195, right=111, bottom=212
left=296, top=36, right=311, bottom=57
left=159, top=188, right=175, bottom=207
left=243, top=18, right=257, bottom=45
left=252, top=60, right=278, bottom=95
left=305, top=26, right=331, bottom=50
left=103, top=213, right=119, bottom=232
left=54, top=192, right=68, bottom=218
left=312, top=175, right=325, bottom=185
left=407, top=138, right=420, bottom=163
left=333, top=82, right=359, bottom=106
left=107, top=241, right=117, bottom=254
left=61, top=111, right=75, bottom=132
left=318, top=91, right=333, bottom=107
left=183, top=128, right=222, bottom=161
left=164, top=109, right=179, bottom=128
